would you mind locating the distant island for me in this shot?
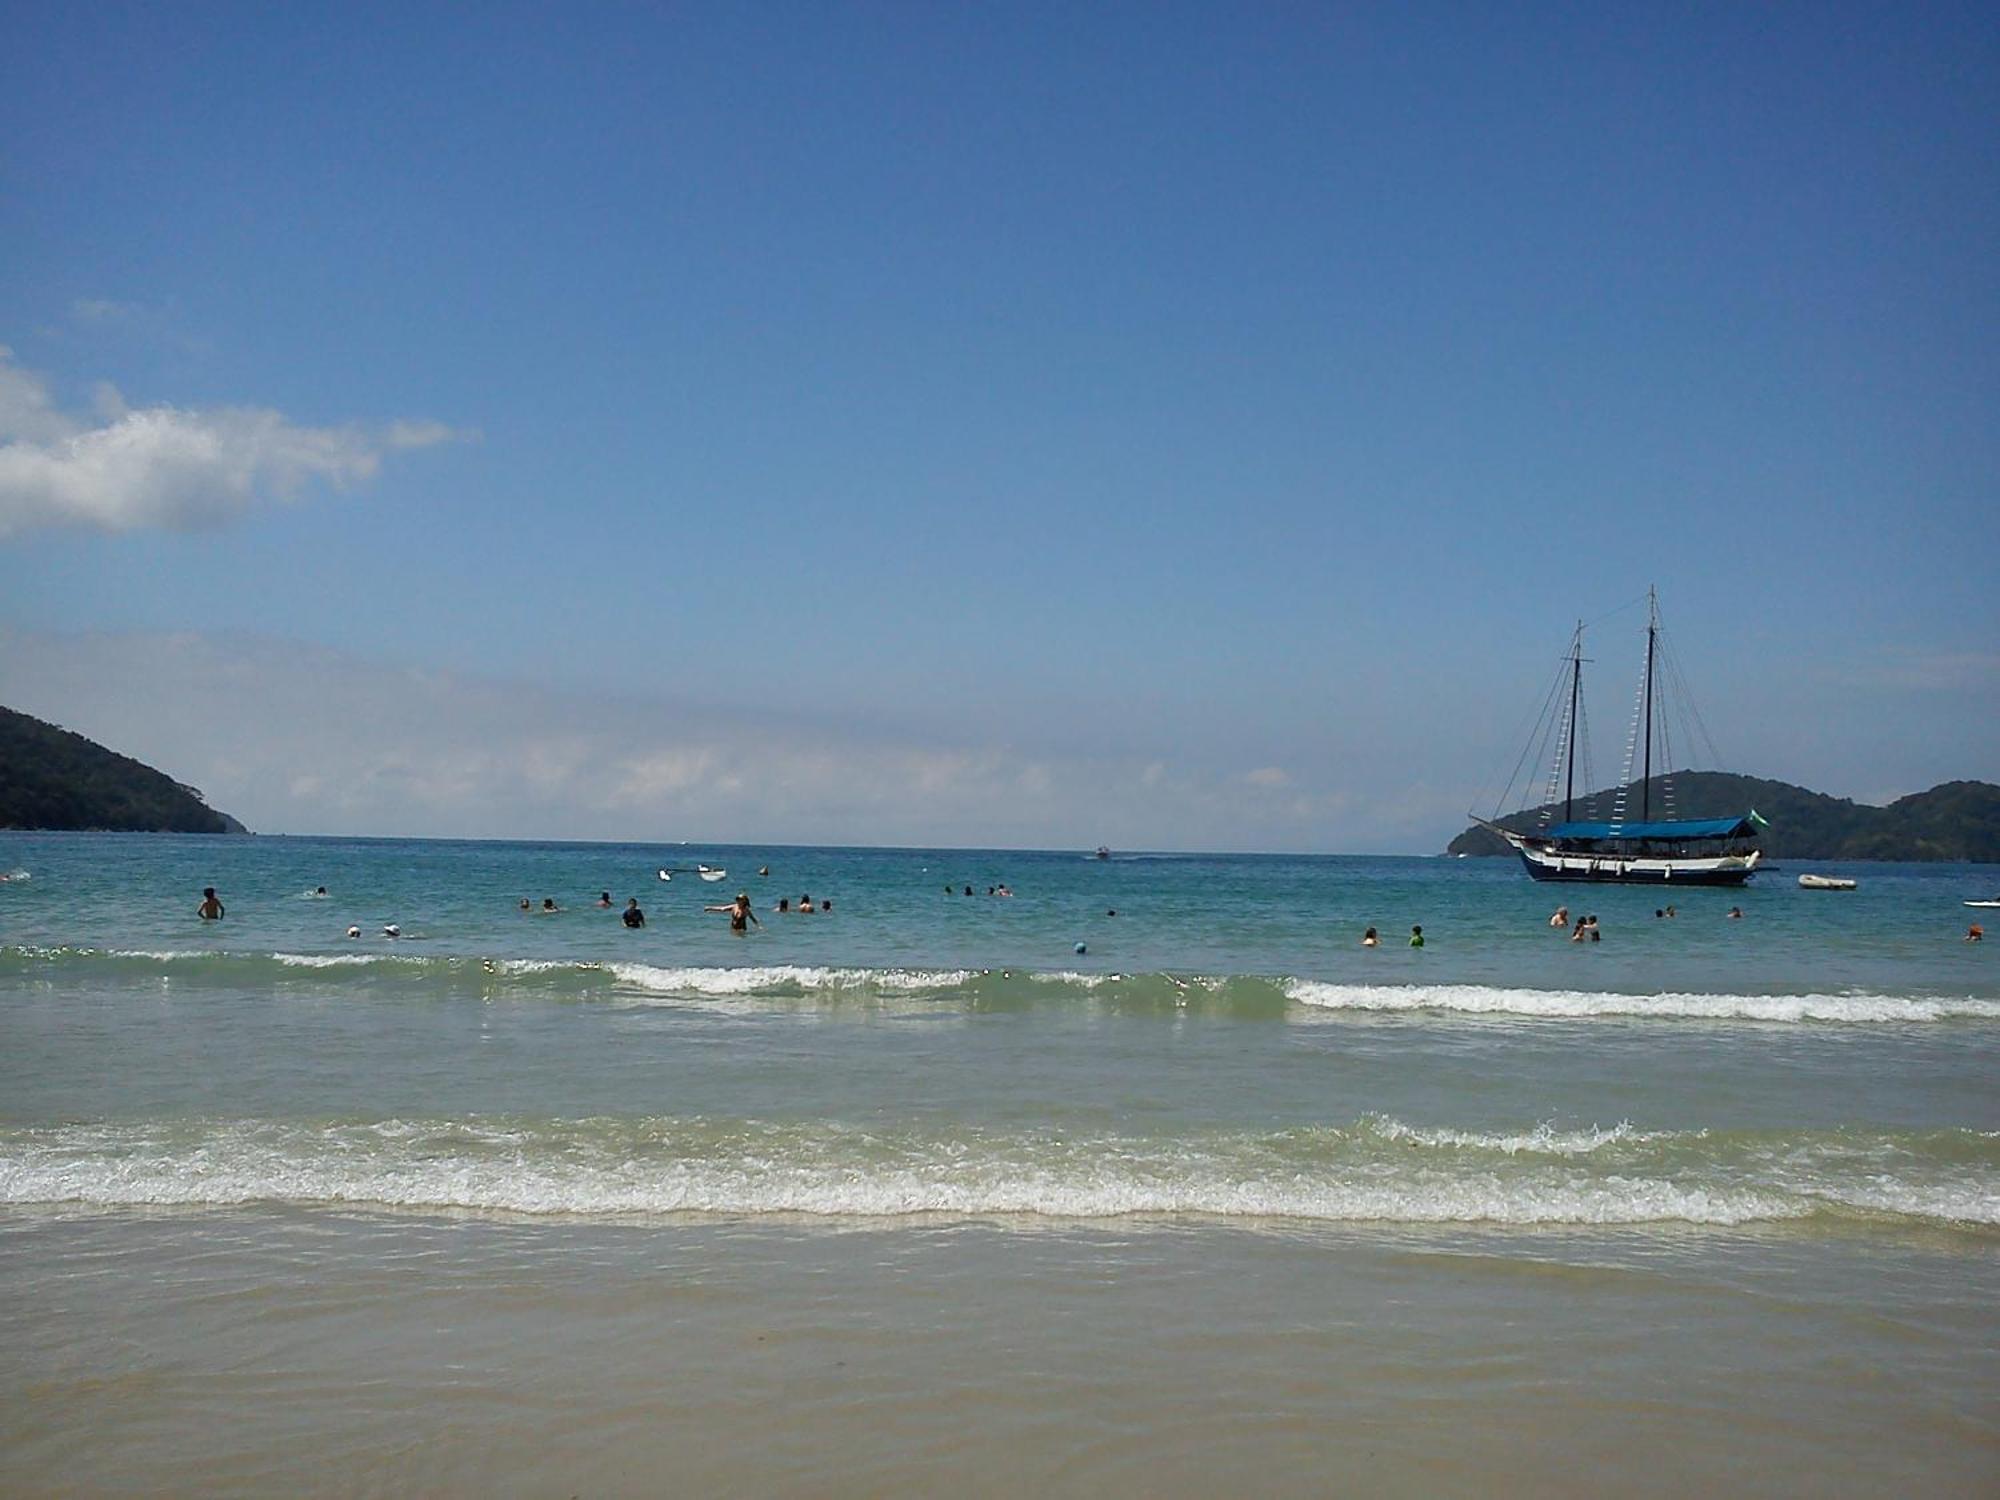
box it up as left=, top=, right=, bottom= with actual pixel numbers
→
left=0, top=705, right=248, bottom=834
left=1450, top=771, right=2000, bottom=863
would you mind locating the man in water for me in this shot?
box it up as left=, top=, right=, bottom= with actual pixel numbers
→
left=598, top=892, right=613, bottom=908
left=1362, top=927, right=1379, bottom=947
left=197, top=887, right=225, bottom=920
left=706, top=892, right=761, bottom=932
left=622, top=898, right=645, bottom=928
left=1549, top=906, right=1569, bottom=928
left=1409, top=925, right=1424, bottom=948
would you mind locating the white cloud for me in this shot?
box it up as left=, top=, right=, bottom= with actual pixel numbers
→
left=0, top=628, right=1459, bottom=851
left=71, top=298, right=140, bottom=324
left=0, top=347, right=464, bottom=540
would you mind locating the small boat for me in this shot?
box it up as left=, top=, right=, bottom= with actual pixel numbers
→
left=657, top=869, right=673, bottom=881
left=1094, top=847, right=1111, bottom=860
left=697, top=865, right=727, bottom=882
left=1966, top=899, right=2000, bottom=909
left=1798, top=874, right=1857, bottom=890
left=1472, top=590, right=1764, bottom=886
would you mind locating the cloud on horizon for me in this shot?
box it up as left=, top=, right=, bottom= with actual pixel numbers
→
left=0, top=347, right=466, bottom=540
left=0, top=628, right=1467, bottom=852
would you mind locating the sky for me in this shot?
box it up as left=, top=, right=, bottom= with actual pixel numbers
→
left=1, top=2, right=1994, bottom=850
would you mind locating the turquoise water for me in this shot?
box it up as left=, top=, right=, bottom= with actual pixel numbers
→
left=3, top=832, right=1996, bottom=1494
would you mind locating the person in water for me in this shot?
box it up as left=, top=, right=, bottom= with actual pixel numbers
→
left=798, top=895, right=815, bottom=913
left=1570, top=917, right=1587, bottom=943
left=1969, top=924, right=1985, bottom=943
left=1362, top=927, right=1378, bottom=947
left=597, top=892, right=613, bottom=908
left=1409, top=924, right=1424, bottom=948
left=1728, top=906, right=1744, bottom=919
left=1549, top=906, right=1569, bottom=928
left=197, top=887, right=225, bottom=920
left=776, top=898, right=790, bottom=913
left=622, top=898, right=645, bottom=928
left=1586, top=915, right=1601, bottom=941
left=706, top=892, right=761, bottom=931
left=541, top=898, right=560, bottom=913
left=519, top=898, right=532, bottom=911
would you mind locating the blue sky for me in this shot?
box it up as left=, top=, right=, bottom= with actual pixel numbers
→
left=1, top=2, right=1994, bottom=848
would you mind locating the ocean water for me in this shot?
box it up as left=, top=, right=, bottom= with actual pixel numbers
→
left=2, top=832, right=1996, bottom=1495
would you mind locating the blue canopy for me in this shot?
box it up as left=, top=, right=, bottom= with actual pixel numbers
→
left=1546, top=813, right=1762, bottom=842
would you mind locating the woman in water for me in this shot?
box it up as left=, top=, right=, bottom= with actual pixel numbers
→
left=706, top=893, right=761, bottom=932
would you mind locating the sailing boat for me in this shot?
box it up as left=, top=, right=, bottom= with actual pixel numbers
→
left=1472, top=590, right=1765, bottom=886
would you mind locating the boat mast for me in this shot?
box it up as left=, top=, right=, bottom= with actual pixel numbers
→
left=1641, top=586, right=1657, bottom=821
left=1564, top=621, right=1582, bottom=822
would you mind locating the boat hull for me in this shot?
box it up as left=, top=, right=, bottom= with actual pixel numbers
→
left=1511, top=843, right=1761, bottom=886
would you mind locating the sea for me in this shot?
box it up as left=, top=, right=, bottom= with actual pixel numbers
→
left=2, top=832, right=1996, bottom=1496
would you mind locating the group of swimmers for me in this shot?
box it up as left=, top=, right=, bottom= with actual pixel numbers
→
left=1359, top=926, right=1426, bottom=948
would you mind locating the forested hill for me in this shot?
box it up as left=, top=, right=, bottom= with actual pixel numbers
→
left=1448, top=772, right=2000, bottom=862
left=0, top=706, right=248, bottom=833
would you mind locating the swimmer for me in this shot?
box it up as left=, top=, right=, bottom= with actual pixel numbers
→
left=197, top=887, right=225, bottom=920
left=706, top=892, right=761, bottom=932
left=519, top=898, right=532, bottom=911
left=541, top=898, right=560, bottom=913
left=1549, top=906, right=1569, bottom=928
left=346, top=925, right=361, bottom=939
left=1728, top=906, right=1743, bottom=920
left=821, top=898, right=832, bottom=913
left=776, top=898, right=790, bottom=913
left=798, top=895, right=815, bottom=913
left=1409, top=924, right=1424, bottom=949
left=597, top=891, right=613, bottom=908
left=622, top=898, right=645, bottom=928
left=1969, top=925, right=1985, bottom=943
left=1571, top=918, right=1587, bottom=943
left=382, top=924, right=400, bottom=938
left=1362, top=927, right=1378, bottom=947
left=1586, top=915, right=1601, bottom=942
left=315, top=886, right=328, bottom=897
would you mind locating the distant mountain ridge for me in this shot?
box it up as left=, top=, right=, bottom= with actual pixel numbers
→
left=0, top=706, right=248, bottom=834
left=1449, top=772, right=2000, bottom=863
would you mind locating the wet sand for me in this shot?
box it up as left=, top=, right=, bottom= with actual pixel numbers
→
left=5, top=1210, right=1995, bottom=1497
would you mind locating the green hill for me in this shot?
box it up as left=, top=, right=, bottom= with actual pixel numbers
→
left=0, top=706, right=248, bottom=833
left=1449, top=771, right=1999, bottom=862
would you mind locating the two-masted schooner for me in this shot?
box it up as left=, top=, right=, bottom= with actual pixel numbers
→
left=1472, top=590, right=1765, bottom=886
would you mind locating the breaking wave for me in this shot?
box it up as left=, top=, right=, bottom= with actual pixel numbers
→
left=3, top=946, right=1996, bottom=1024
left=2, top=1115, right=1993, bottom=1229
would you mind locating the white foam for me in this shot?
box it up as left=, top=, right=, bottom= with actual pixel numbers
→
left=1283, top=981, right=2000, bottom=1024
left=271, top=952, right=391, bottom=969
left=7, top=1118, right=1990, bottom=1227
left=1366, top=1116, right=1657, bottom=1156
left=604, top=964, right=975, bottom=998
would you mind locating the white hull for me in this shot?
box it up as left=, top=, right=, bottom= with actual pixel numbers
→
left=1501, top=830, right=1761, bottom=886
left=1798, top=874, right=1857, bottom=890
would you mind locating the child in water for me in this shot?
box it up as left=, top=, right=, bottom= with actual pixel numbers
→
left=1409, top=925, right=1424, bottom=948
